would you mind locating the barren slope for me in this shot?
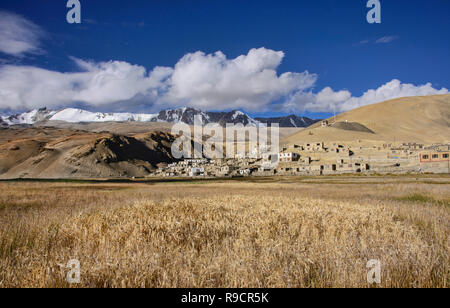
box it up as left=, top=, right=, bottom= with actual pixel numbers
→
left=0, top=127, right=176, bottom=179
left=283, top=94, right=450, bottom=145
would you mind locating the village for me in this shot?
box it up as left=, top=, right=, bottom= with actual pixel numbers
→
left=152, top=139, right=450, bottom=178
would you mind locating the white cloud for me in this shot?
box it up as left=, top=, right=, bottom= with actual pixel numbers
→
left=375, top=36, right=399, bottom=44
left=0, top=58, right=172, bottom=110
left=0, top=12, right=442, bottom=115
left=0, top=11, right=45, bottom=57
left=284, top=79, right=448, bottom=113
left=162, top=48, right=317, bottom=111
left=354, top=36, right=399, bottom=46
left=0, top=48, right=317, bottom=112
left=0, top=46, right=447, bottom=114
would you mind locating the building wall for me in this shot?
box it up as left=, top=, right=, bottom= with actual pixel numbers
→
left=420, top=151, right=450, bottom=163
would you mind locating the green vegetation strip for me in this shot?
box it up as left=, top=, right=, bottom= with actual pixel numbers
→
left=396, top=193, right=450, bottom=207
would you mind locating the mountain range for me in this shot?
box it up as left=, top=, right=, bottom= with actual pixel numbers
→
left=1, top=95, right=449, bottom=179
left=1, top=107, right=319, bottom=128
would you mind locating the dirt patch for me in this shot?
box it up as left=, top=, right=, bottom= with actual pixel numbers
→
left=331, top=121, right=375, bottom=134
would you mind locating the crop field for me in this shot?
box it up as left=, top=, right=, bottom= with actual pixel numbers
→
left=0, top=176, right=448, bottom=288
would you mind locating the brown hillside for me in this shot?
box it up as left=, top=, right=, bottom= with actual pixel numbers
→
left=0, top=128, right=176, bottom=179
left=283, top=94, right=450, bottom=145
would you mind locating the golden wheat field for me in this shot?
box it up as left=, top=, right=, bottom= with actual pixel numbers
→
left=0, top=176, right=448, bottom=288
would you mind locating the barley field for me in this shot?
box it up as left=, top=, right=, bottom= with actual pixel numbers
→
left=0, top=176, right=448, bottom=288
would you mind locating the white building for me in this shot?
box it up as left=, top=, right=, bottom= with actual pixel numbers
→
left=239, top=169, right=252, bottom=176
left=278, top=152, right=300, bottom=162
left=189, top=168, right=205, bottom=177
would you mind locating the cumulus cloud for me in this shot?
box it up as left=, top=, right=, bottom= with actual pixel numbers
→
left=284, top=79, right=448, bottom=113
left=0, top=47, right=447, bottom=114
left=0, top=12, right=442, bottom=115
left=0, top=11, right=45, bottom=57
left=0, top=48, right=317, bottom=112
left=0, top=58, right=172, bottom=110
left=162, top=48, right=317, bottom=111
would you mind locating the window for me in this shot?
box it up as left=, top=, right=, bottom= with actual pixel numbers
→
left=443, top=154, right=449, bottom=159
left=422, top=155, right=429, bottom=160
left=432, top=154, right=439, bottom=159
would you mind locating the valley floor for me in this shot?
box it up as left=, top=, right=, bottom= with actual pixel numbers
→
left=0, top=176, right=448, bottom=287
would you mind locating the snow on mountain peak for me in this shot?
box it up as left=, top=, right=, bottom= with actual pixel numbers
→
left=290, top=117, right=297, bottom=127
left=231, top=111, right=245, bottom=120
left=1, top=106, right=318, bottom=127
left=50, top=108, right=157, bottom=123
left=1, top=108, right=56, bottom=125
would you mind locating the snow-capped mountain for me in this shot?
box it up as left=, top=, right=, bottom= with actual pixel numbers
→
left=255, top=115, right=319, bottom=128
left=208, top=110, right=260, bottom=126
left=1, top=108, right=57, bottom=125
left=1, top=107, right=318, bottom=127
left=152, top=108, right=260, bottom=126
left=1, top=108, right=158, bottom=125
left=50, top=108, right=157, bottom=123
left=153, top=107, right=210, bottom=125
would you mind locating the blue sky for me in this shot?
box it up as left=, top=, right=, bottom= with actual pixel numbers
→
left=0, top=0, right=449, bottom=118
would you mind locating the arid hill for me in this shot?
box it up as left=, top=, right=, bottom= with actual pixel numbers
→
left=0, top=127, right=176, bottom=179
left=283, top=94, right=450, bottom=145
left=330, top=121, right=375, bottom=134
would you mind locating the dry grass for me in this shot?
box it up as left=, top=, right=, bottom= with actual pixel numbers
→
left=0, top=178, right=448, bottom=288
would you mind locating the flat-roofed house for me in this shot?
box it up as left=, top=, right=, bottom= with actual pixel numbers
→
left=278, top=152, right=300, bottom=162
left=419, top=151, right=450, bottom=173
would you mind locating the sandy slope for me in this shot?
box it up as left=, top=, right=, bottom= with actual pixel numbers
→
left=283, top=94, right=450, bottom=145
